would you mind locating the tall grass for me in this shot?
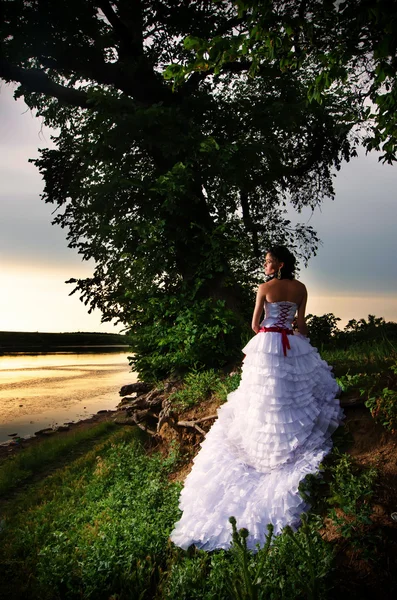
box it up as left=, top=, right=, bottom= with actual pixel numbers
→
left=322, top=339, right=397, bottom=376
left=0, top=427, right=181, bottom=599
left=0, top=424, right=340, bottom=600
left=0, top=343, right=390, bottom=599
left=0, top=421, right=116, bottom=497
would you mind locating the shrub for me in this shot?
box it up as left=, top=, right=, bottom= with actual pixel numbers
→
left=365, top=387, right=397, bottom=434
left=328, top=452, right=377, bottom=541
left=169, top=369, right=241, bottom=408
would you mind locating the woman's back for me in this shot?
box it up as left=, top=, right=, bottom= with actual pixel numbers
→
left=263, top=278, right=306, bottom=306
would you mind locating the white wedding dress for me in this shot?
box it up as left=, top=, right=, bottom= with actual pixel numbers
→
left=170, top=301, right=344, bottom=551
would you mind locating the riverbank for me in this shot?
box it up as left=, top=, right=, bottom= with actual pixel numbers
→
left=0, top=409, right=117, bottom=462
left=0, top=344, right=397, bottom=598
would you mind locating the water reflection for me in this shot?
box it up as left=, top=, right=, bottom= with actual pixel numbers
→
left=0, top=352, right=136, bottom=443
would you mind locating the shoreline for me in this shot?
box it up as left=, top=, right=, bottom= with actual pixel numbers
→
left=0, top=409, right=119, bottom=461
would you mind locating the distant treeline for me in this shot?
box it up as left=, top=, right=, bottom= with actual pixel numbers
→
left=305, top=314, right=397, bottom=348
left=0, top=331, right=130, bottom=353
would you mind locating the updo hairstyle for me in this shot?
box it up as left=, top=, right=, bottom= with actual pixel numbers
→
left=267, top=245, right=296, bottom=280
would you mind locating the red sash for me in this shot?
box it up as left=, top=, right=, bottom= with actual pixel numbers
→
left=258, top=326, right=293, bottom=356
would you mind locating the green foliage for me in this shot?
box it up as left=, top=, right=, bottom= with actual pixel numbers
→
left=216, top=371, right=242, bottom=404
left=178, top=0, right=397, bottom=163
left=169, top=368, right=241, bottom=408
left=328, top=452, right=377, bottom=541
left=128, top=297, right=244, bottom=381
left=162, top=517, right=333, bottom=600
left=365, top=386, right=397, bottom=434
left=226, top=517, right=274, bottom=600
left=335, top=372, right=370, bottom=393
left=305, top=313, right=341, bottom=348
left=0, top=421, right=116, bottom=497
left=1, top=0, right=362, bottom=379
left=1, top=411, right=387, bottom=600
left=0, top=430, right=181, bottom=599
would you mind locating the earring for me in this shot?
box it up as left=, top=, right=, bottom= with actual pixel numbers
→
left=277, top=268, right=282, bottom=280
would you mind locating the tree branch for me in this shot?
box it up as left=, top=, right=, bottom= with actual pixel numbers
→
left=97, top=0, right=144, bottom=59
left=240, top=191, right=260, bottom=258
left=281, top=128, right=325, bottom=177
left=0, top=60, right=90, bottom=109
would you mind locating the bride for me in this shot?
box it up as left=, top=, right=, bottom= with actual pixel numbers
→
left=170, top=246, right=344, bottom=551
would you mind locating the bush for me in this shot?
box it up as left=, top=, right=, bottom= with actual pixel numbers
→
left=365, top=387, right=397, bottom=434
left=162, top=516, right=333, bottom=600
left=328, top=452, right=377, bottom=541
left=127, top=295, right=245, bottom=381
left=169, top=369, right=241, bottom=408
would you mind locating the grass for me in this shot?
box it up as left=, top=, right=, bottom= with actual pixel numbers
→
left=321, top=339, right=397, bottom=377
left=0, top=340, right=395, bottom=599
left=0, top=424, right=336, bottom=600
left=169, top=369, right=241, bottom=408
left=0, top=421, right=117, bottom=497
left=0, top=427, right=181, bottom=600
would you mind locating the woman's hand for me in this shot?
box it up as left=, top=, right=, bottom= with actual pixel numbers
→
left=252, top=324, right=260, bottom=334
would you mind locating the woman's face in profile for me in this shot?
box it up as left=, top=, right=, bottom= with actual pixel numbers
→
left=264, top=253, right=279, bottom=276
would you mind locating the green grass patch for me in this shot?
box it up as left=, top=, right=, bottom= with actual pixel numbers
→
left=0, top=341, right=392, bottom=599
left=169, top=368, right=241, bottom=408
left=322, top=340, right=397, bottom=377
left=0, top=421, right=117, bottom=497
left=0, top=421, right=344, bottom=600
left=0, top=427, right=181, bottom=599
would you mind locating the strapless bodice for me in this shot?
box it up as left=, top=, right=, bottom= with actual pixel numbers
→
left=261, top=300, right=297, bottom=329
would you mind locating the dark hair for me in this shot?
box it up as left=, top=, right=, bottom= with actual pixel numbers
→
left=267, top=245, right=296, bottom=279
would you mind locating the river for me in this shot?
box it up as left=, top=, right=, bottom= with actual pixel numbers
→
left=0, top=352, right=136, bottom=444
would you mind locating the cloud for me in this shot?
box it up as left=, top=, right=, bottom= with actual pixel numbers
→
left=296, top=150, right=397, bottom=294
left=1, top=76, right=397, bottom=332
left=307, top=294, right=397, bottom=327
left=0, top=266, right=120, bottom=333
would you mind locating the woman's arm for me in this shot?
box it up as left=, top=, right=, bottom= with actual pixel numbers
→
left=296, top=287, right=308, bottom=336
left=251, top=283, right=267, bottom=333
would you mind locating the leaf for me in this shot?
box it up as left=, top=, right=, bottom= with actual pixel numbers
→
left=184, top=35, right=206, bottom=51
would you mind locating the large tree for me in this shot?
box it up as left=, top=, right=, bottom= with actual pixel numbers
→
left=176, top=0, right=397, bottom=162
left=1, top=0, right=359, bottom=379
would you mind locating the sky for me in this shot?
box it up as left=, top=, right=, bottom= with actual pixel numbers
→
left=1, top=83, right=396, bottom=333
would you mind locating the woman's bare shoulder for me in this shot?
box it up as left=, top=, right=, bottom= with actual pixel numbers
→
left=294, top=279, right=307, bottom=292
left=256, top=281, right=269, bottom=296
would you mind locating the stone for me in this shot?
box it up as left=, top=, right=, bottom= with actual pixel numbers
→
left=35, top=428, right=56, bottom=436
left=119, top=382, right=152, bottom=397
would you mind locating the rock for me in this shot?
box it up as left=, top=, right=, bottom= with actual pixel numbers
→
left=163, top=380, right=179, bottom=393
left=97, top=409, right=111, bottom=414
left=118, top=391, right=164, bottom=412
left=118, top=396, right=136, bottom=407
left=35, top=428, right=56, bottom=436
left=113, top=416, right=137, bottom=425
left=57, top=425, right=70, bottom=432
left=119, top=382, right=152, bottom=397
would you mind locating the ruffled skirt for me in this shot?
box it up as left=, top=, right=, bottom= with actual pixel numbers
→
left=170, top=331, right=343, bottom=551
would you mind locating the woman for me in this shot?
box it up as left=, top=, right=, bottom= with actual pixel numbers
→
left=170, top=246, right=343, bottom=551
